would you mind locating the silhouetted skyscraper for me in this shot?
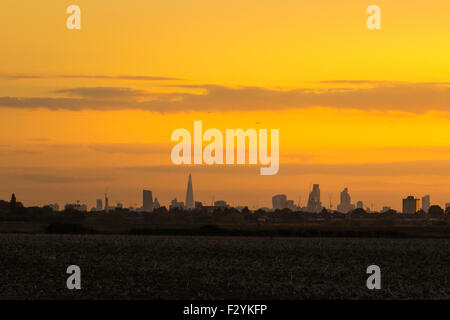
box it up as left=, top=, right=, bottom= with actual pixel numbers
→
left=185, top=174, right=194, bottom=209
left=143, top=190, right=153, bottom=212
left=340, top=188, right=351, bottom=205
left=403, top=196, right=420, bottom=214
left=307, top=184, right=322, bottom=213
left=337, top=188, right=355, bottom=213
left=422, top=195, right=430, bottom=213
left=272, top=194, right=288, bottom=209
left=96, top=199, right=103, bottom=211
left=272, top=194, right=297, bottom=210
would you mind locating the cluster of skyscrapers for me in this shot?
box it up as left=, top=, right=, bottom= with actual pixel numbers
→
left=272, top=184, right=446, bottom=214
left=166, top=174, right=230, bottom=210
left=402, top=195, right=436, bottom=214
left=60, top=173, right=233, bottom=213
left=272, top=184, right=326, bottom=213
left=57, top=176, right=449, bottom=214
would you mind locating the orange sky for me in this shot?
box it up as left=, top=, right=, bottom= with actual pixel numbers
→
left=1, top=0, right=450, bottom=210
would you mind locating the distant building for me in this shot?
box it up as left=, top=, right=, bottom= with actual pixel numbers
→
left=65, top=203, right=87, bottom=211
left=214, top=200, right=229, bottom=208
left=428, top=205, right=444, bottom=216
left=356, top=201, right=364, bottom=209
left=307, top=184, right=322, bottom=213
left=337, top=188, right=356, bottom=213
left=272, top=194, right=287, bottom=209
left=381, top=206, right=391, bottom=213
left=141, top=190, right=162, bottom=212
left=153, top=198, right=161, bottom=209
left=170, top=198, right=184, bottom=210
left=445, top=203, right=450, bottom=210
left=272, top=194, right=297, bottom=210
left=185, top=174, right=195, bottom=210
left=195, top=201, right=203, bottom=208
left=402, top=196, right=420, bottom=214
left=422, top=195, right=430, bottom=213
left=116, top=202, right=123, bottom=209
left=96, top=199, right=103, bottom=211
left=143, top=190, right=153, bottom=212
left=286, top=200, right=296, bottom=210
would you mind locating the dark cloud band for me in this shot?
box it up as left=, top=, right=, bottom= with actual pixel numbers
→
left=0, top=82, right=449, bottom=113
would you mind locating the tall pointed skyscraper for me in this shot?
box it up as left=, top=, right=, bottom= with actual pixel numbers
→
left=185, top=174, right=194, bottom=209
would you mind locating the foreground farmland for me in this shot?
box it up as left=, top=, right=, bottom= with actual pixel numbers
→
left=0, top=234, right=448, bottom=299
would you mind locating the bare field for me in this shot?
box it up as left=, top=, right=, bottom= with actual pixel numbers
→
left=0, top=234, right=448, bottom=299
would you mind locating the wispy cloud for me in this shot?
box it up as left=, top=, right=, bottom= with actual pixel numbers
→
left=53, top=87, right=152, bottom=99
left=0, top=73, right=183, bottom=81
left=1, top=82, right=450, bottom=113
left=3, top=167, right=114, bottom=184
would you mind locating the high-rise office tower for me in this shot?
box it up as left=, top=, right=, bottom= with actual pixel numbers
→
left=340, top=188, right=351, bottom=205
left=402, top=196, right=420, bottom=214
left=422, top=195, right=430, bottom=213
left=96, top=199, right=103, bottom=211
left=337, top=188, right=356, bottom=213
left=307, top=184, right=322, bottom=213
left=272, top=194, right=288, bottom=209
left=185, top=174, right=194, bottom=209
left=143, top=190, right=153, bottom=212
left=271, top=194, right=297, bottom=210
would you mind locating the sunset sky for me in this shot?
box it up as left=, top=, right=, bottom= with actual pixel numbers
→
left=1, top=0, right=450, bottom=210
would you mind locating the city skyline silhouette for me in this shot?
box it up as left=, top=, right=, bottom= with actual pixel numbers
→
left=3, top=173, right=449, bottom=214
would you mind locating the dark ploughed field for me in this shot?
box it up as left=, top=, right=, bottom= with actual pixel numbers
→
left=0, top=234, right=448, bottom=299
